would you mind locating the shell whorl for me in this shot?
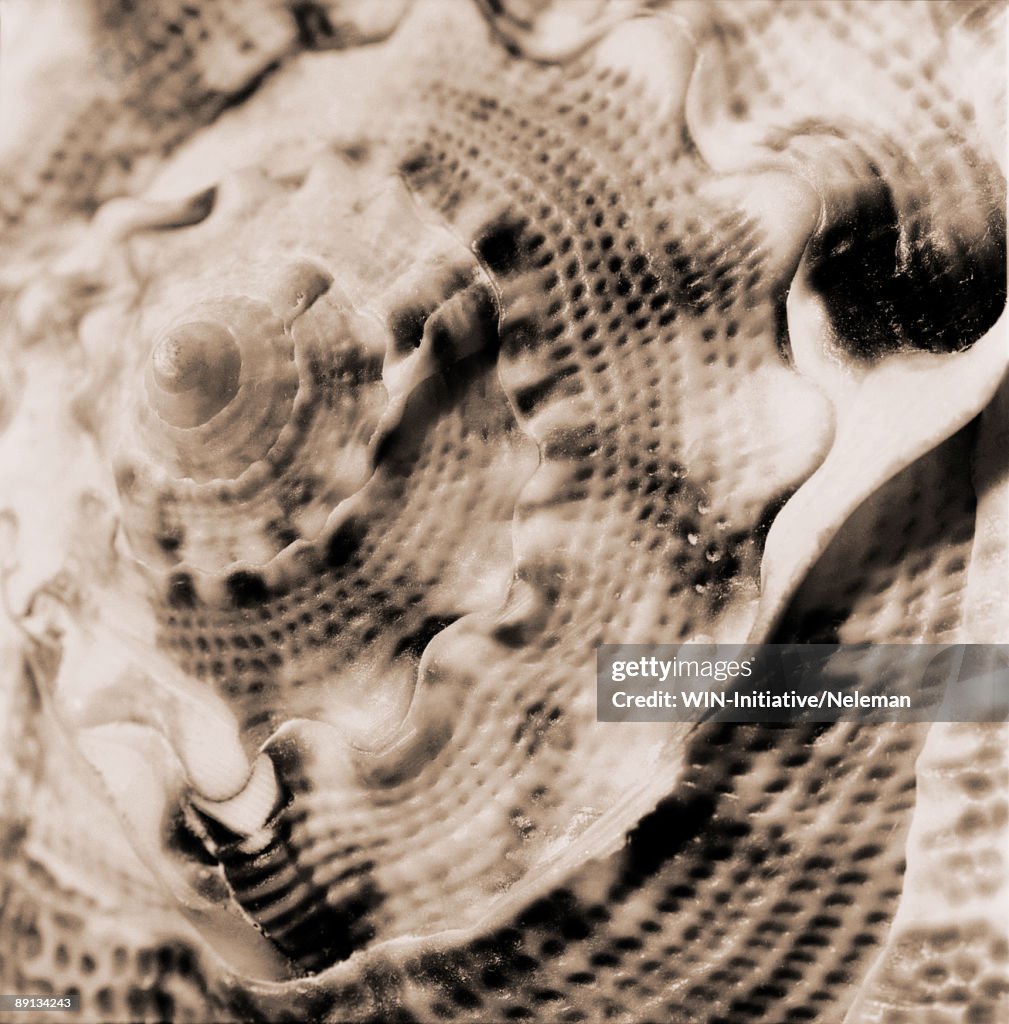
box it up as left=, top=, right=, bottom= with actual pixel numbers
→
left=110, top=156, right=497, bottom=582
left=3, top=1, right=1007, bottom=1020
left=137, top=299, right=298, bottom=482
left=118, top=291, right=318, bottom=572
left=148, top=321, right=243, bottom=430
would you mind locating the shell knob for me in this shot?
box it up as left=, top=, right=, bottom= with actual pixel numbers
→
left=149, top=321, right=242, bottom=428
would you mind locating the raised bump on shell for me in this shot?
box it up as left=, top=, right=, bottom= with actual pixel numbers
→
left=149, top=321, right=242, bottom=428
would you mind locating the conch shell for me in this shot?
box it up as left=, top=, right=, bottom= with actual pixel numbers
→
left=0, top=1, right=1006, bottom=1022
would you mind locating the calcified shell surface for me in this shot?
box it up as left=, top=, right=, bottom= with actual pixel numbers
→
left=0, top=1, right=1007, bottom=1023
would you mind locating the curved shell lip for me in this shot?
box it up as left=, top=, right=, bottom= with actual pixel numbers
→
left=185, top=723, right=684, bottom=990
left=9, top=580, right=295, bottom=981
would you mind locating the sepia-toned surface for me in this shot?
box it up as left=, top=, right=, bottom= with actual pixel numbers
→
left=0, top=1, right=1007, bottom=1021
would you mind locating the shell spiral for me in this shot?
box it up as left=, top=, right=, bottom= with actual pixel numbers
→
left=118, top=286, right=336, bottom=572
left=0, top=2, right=1007, bottom=1023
